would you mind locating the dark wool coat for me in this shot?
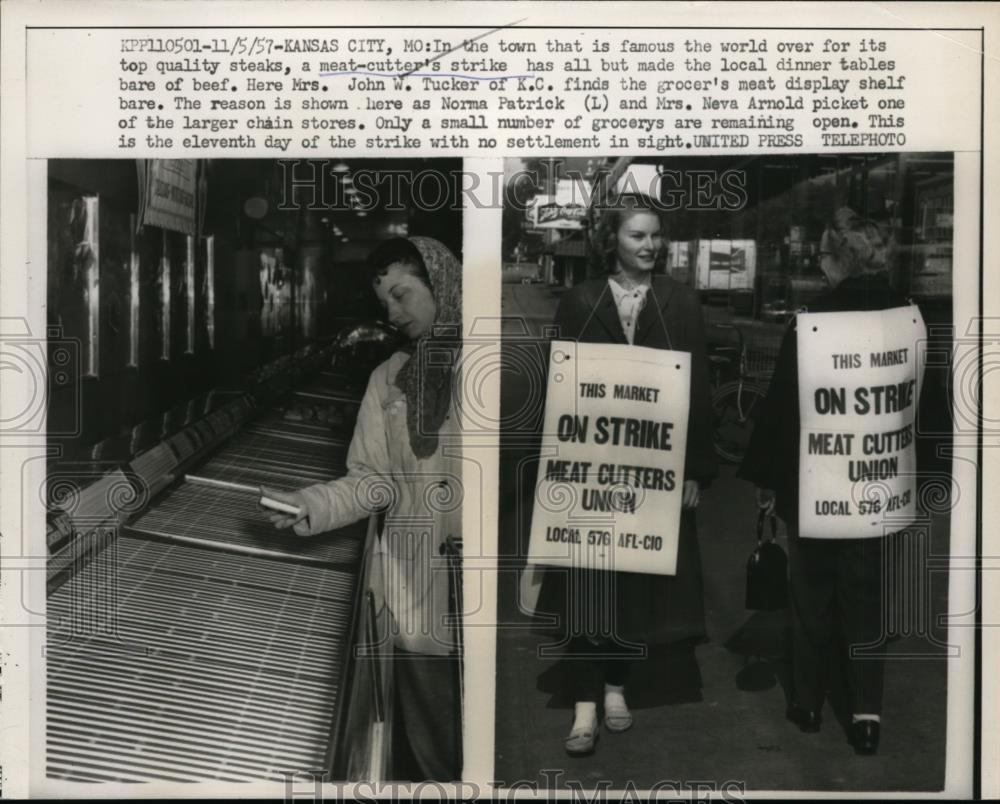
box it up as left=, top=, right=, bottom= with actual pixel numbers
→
left=737, top=273, right=913, bottom=717
left=533, top=276, right=717, bottom=645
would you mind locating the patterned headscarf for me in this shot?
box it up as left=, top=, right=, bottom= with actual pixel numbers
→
left=393, top=236, right=462, bottom=459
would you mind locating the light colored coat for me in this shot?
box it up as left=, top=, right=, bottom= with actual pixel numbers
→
left=297, top=351, right=461, bottom=656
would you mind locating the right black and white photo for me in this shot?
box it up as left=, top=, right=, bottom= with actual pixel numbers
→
left=494, top=153, right=959, bottom=793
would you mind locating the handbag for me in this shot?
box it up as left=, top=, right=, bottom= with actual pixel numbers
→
left=745, top=508, right=788, bottom=610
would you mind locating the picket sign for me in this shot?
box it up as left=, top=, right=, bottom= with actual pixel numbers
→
left=527, top=340, right=690, bottom=576
left=797, top=305, right=926, bottom=539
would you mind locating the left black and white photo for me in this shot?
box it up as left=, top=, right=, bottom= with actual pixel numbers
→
left=41, top=157, right=466, bottom=785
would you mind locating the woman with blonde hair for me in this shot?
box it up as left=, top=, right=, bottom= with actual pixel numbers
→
left=531, top=192, right=716, bottom=756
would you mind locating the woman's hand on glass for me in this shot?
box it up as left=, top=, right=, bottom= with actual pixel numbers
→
left=259, top=486, right=311, bottom=533
left=682, top=480, right=700, bottom=509
left=755, top=487, right=776, bottom=516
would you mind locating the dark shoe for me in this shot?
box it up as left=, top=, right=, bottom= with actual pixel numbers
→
left=850, top=720, right=880, bottom=755
left=785, top=704, right=821, bottom=733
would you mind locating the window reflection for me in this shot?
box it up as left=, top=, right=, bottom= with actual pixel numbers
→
left=159, top=230, right=170, bottom=361
left=185, top=235, right=195, bottom=354
left=205, top=235, right=215, bottom=350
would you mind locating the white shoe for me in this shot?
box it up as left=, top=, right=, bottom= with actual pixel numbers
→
left=564, top=723, right=599, bottom=756
left=604, top=697, right=633, bottom=733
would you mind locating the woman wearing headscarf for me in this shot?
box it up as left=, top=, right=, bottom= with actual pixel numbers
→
left=531, top=192, right=716, bottom=756
left=740, top=208, right=909, bottom=756
left=264, top=236, right=462, bottom=781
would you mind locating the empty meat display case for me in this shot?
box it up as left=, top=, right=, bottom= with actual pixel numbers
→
left=46, top=350, right=395, bottom=784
